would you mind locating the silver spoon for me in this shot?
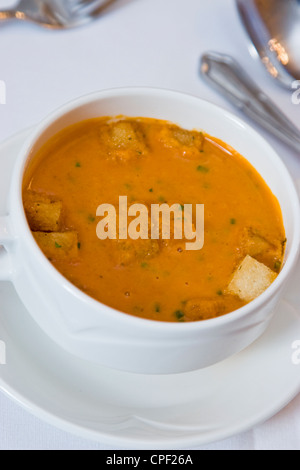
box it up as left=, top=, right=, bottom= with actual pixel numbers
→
left=200, top=51, right=300, bottom=152
left=0, top=0, right=118, bottom=29
left=236, top=0, right=300, bottom=89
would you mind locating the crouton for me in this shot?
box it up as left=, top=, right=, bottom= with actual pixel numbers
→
left=25, top=201, right=63, bottom=232
left=100, top=120, right=148, bottom=161
left=227, top=255, right=277, bottom=302
left=116, top=238, right=160, bottom=266
left=23, top=191, right=63, bottom=232
left=237, top=227, right=284, bottom=270
left=184, top=298, right=226, bottom=321
left=33, top=231, right=79, bottom=261
left=159, top=125, right=204, bottom=159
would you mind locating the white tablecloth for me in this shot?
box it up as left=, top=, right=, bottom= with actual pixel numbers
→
left=0, top=0, right=299, bottom=450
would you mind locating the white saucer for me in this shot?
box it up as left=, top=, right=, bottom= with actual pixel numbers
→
left=0, top=130, right=300, bottom=450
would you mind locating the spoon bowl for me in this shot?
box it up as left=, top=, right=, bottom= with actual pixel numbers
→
left=236, top=0, right=300, bottom=88
left=0, top=0, right=118, bottom=29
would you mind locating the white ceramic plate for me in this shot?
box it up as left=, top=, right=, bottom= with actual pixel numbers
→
left=0, top=130, right=300, bottom=450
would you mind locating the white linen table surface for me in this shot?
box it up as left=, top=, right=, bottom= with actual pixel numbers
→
left=0, top=0, right=299, bottom=450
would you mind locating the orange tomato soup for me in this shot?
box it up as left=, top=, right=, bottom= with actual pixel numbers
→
left=22, top=117, right=286, bottom=322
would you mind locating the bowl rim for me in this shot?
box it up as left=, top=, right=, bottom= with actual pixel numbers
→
left=11, top=86, right=300, bottom=332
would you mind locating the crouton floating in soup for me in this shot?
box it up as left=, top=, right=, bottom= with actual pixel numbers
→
left=22, top=117, right=286, bottom=322
left=23, top=191, right=63, bottom=232
left=32, top=231, right=79, bottom=262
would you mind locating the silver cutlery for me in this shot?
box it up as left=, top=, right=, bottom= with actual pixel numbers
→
left=200, top=51, right=300, bottom=152
left=236, top=0, right=300, bottom=89
left=0, top=0, right=118, bottom=29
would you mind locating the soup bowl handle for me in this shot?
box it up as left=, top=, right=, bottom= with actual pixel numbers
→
left=0, top=215, right=16, bottom=281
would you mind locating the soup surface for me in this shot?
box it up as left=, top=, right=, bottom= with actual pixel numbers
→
left=23, top=117, right=286, bottom=322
